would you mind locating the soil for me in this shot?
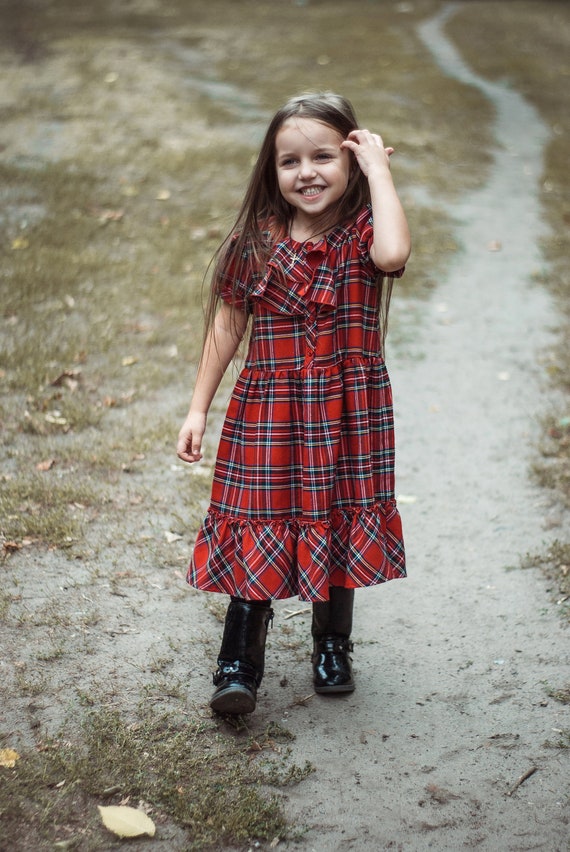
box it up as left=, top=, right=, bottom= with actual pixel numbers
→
left=1, top=1, right=568, bottom=851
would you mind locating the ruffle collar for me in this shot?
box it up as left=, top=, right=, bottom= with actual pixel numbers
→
left=251, top=230, right=345, bottom=315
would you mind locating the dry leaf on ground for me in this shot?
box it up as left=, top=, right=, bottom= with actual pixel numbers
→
left=0, top=748, right=20, bottom=768
left=98, top=805, right=156, bottom=838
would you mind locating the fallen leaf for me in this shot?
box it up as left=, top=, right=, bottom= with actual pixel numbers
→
left=91, top=207, right=124, bottom=223
left=50, top=369, right=82, bottom=388
left=156, top=189, right=171, bottom=200
left=98, top=805, right=155, bottom=839
left=45, top=412, right=68, bottom=426
left=11, top=237, right=29, bottom=250
left=121, top=356, right=138, bottom=367
left=0, top=748, right=20, bottom=768
left=36, top=458, right=56, bottom=471
left=165, top=530, right=183, bottom=543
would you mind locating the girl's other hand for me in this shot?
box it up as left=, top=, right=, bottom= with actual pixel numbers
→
left=177, top=411, right=206, bottom=463
left=341, top=129, right=394, bottom=177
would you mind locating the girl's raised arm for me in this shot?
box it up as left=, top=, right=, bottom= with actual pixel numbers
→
left=177, top=301, right=248, bottom=463
left=341, top=129, right=411, bottom=272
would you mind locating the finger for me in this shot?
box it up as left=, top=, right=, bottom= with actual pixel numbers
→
left=345, top=128, right=366, bottom=143
left=177, top=448, right=202, bottom=463
left=177, top=433, right=199, bottom=462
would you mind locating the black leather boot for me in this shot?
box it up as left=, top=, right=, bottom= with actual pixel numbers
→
left=311, top=587, right=355, bottom=694
left=210, top=597, right=273, bottom=715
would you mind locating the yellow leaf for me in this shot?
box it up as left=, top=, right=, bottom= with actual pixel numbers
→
left=11, top=237, right=29, bottom=250
left=121, top=356, right=138, bottom=367
left=98, top=805, right=156, bottom=838
left=0, top=748, right=20, bottom=768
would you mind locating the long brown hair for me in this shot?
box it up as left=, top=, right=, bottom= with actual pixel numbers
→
left=202, top=91, right=393, bottom=348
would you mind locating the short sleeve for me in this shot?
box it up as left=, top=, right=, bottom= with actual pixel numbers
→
left=217, top=236, right=251, bottom=313
left=218, top=234, right=267, bottom=314
left=355, top=205, right=405, bottom=279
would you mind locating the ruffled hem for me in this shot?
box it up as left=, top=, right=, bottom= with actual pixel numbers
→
left=188, top=502, right=406, bottom=602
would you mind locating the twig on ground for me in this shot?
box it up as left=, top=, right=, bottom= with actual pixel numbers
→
left=289, top=693, right=315, bottom=707
left=283, top=607, right=311, bottom=620
left=506, top=766, right=538, bottom=797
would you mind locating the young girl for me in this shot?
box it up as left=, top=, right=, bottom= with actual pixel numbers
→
left=177, top=92, right=411, bottom=715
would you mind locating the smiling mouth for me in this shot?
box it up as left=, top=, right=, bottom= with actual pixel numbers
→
left=299, top=186, right=325, bottom=197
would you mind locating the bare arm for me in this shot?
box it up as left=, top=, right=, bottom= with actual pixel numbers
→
left=341, top=129, right=411, bottom=272
left=177, top=301, right=248, bottom=463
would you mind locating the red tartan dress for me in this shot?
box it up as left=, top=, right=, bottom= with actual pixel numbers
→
left=188, top=206, right=406, bottom=602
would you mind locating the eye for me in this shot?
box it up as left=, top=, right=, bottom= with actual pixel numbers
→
left=315, top=152, right=334, bottom=161
left=279, top=157, right=297, bottom=168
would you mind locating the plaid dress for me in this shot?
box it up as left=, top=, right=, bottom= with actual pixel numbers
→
left=188, top=206, right=406, bottom=602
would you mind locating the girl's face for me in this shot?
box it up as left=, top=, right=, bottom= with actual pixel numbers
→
left=274, top=117, right=351, bottom=232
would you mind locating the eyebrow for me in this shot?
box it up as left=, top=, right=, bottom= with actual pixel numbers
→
left=276, top=144, right=339, bottom=158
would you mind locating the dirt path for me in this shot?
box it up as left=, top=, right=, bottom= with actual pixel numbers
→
left=262, top=6, right=570, bottom=850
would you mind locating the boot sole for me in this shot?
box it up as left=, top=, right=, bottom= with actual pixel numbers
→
left=314, top=682, right=355, bottom=694
left=210, top=684, right=256, bottom=715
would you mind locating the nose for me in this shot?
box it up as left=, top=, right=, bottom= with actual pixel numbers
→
left=298, top=159, right=317, bottom=181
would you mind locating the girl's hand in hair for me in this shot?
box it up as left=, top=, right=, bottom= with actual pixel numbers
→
left=341, top=129, right=394, bottom=178
left=343, top=130, right=410, bottom=271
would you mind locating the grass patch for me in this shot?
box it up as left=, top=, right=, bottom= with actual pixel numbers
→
left=0, top=150, right=206, bottom=412
left=0, top=473, right=95, bottom=547
left=543, top=729, right=570, bottom=750
left=519, top=540, right=570, bottom=622
left=545, top=684, right=570, bottom=706
left=0, top=707, right=311, bottom=850
left=533, top=414, right=570, bottom=506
